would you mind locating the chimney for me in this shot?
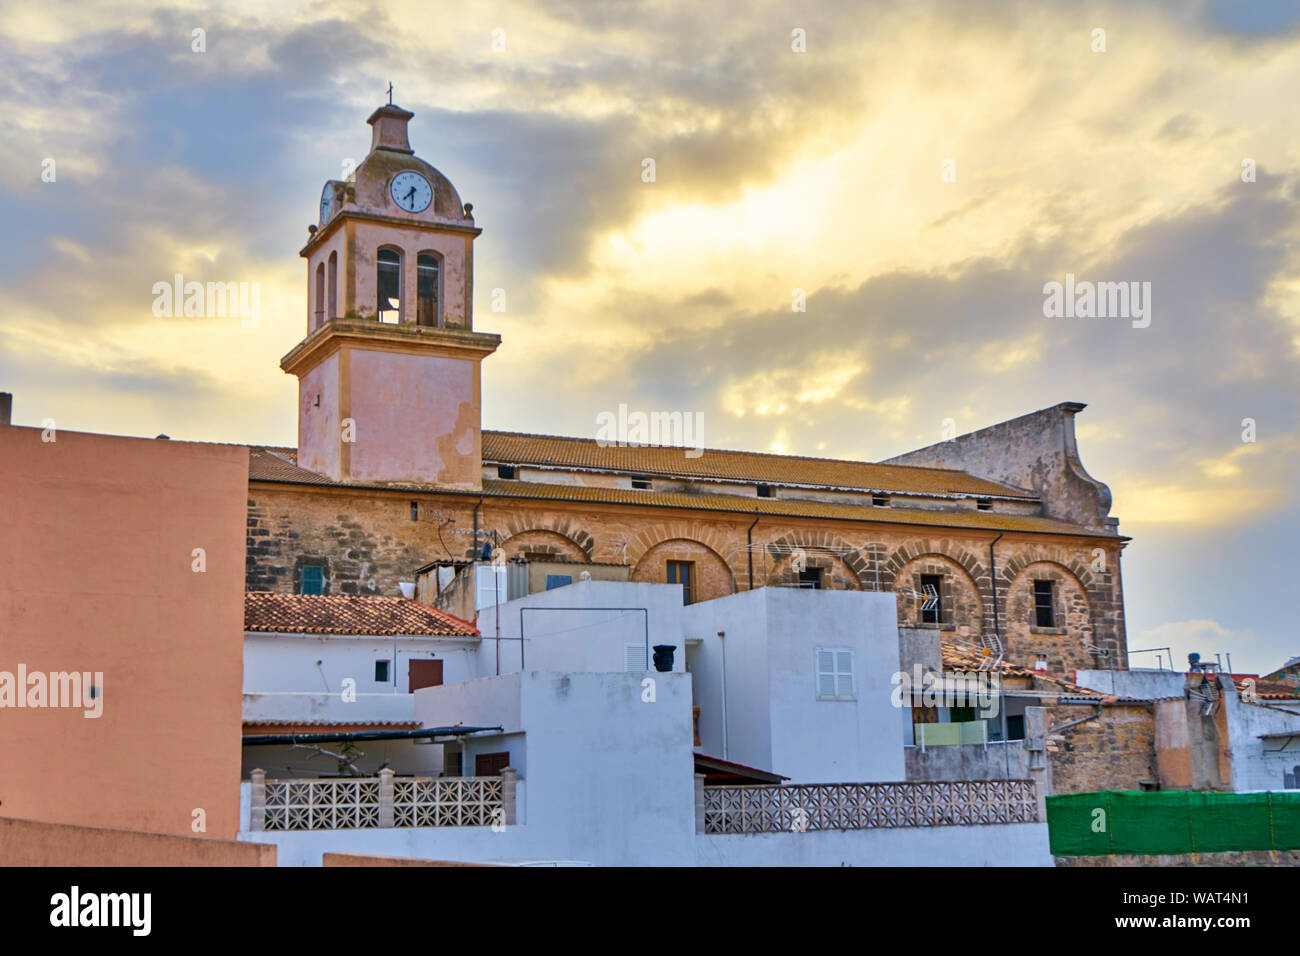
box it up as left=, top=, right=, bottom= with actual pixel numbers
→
left=0, top=392, right=11, bottom=426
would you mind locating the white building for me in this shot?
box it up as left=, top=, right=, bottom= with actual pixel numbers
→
left=238, top=583, right=1053, bottom=865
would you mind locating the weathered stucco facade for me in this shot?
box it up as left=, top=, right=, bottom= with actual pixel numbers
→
left=246, top=462, right=1128, bottom=675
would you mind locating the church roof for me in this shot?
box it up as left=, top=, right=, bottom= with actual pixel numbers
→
left=246, top=446, right=1113, bottom=538
left=245, top=592, right=478, bottom=637
left=480, top=431, right=1036, bottom=499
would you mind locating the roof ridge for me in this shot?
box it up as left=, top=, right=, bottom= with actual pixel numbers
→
left=483, top=428, right=991, bottom=477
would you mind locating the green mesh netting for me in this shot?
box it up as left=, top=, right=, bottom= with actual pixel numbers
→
left=1047, top=790, right=1300, bottom=856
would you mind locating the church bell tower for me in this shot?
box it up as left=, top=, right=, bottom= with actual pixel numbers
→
left=280, top=102, right=500, bottom=488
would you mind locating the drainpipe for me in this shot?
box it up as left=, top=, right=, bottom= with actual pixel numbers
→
left=472, top=496, right=483, bottom=559
left=746, top=511, right=760, bottom=591
left=1049, top=704, right=1103, bottom=735
left=988, top=532, right=1004, bottom=666
left=718, top=630, right=729, bottom=759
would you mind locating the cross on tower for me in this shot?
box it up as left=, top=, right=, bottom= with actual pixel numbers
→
left=386, top=81, right=393, bottom=104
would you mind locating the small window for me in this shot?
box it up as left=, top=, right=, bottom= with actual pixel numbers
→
left=798, top=568, right=822, bottom=590
left=300, top=565, right=325, bottom=595
left=872, top=493, right=890, bottom=507
left=1005, top=714, right=1025, bottom=740
left=410, top=501, right=419, bottom=521
left=976, top=498, right=993, bottom=511
left=757, top=484, right=775, bottom=498
left=497, top=464, right=517, bottom=479
left=314, top=262, right=325, bottom=327
left=374, top=660, right=390, bottom=682
left=327, top=251, right=338, bottom=320
left=667, top=560, right=694, bottom=604
left=416, top=253, right=440, bottom=327
left=475, top=752, right=510, bottom=777
left=631, top=475, right=652, bottom=490
left=1033, top=579, right=1056, bottom=628
left=949, top=706, right=976, bottom=723
left=545, top=574, right=572, bottom=591
left=920, top=574, right=943, bottom=625
left=816, top=649, right=854, bottom=699
left=377, top=248, right=402, bottom=323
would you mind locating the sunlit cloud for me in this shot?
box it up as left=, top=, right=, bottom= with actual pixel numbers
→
left=2, top=0, right=1299, bottom=671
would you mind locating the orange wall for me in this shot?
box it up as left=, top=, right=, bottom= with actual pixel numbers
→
left=0, top=817, right=274, bottom=866
left=0, top=427, right=247, bottom=838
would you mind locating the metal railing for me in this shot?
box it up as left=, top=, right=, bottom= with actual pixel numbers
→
left=702, top=779, right=1039, bottom=834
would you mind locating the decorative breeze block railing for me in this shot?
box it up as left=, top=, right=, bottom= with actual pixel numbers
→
left=262, top=778, right=382, bottom=831
left=393, top=777, right=504, bottom=828
left=251, top=769, right=514, bottom=831
left=702, top=779, right=1039, bottom=834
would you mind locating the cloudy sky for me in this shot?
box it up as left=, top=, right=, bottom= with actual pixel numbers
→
left=2, top=0, right=1296, bottom=673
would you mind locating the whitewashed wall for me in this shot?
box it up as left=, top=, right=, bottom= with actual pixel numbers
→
left=473, top=580, right=689, bottom=676
left=684, top=588, right=908, bottom=783
left=242, top=816, right=1052, bottom=867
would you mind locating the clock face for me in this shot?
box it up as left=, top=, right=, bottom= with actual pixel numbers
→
left=390, top=171, right=433, bottom=213
left=319, top=183, right=334, bottom=225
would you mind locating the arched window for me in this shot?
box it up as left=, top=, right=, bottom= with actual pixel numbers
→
left=313, top=262, right=325, bottom=328
left=377, top=248, right=402, bottom=323
left=327, top=251, right=338, bottom=321
left=417, top=253, right=440, bottom=327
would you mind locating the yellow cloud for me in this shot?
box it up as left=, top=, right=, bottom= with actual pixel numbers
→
left=1115, top=479, right=1285, bottom=526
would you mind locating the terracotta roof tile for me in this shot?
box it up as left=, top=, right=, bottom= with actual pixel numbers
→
left=481, top=431, right=1036, bottom=499
left=245, top=592, right=478, bottom=636
left=1234, top=676, right=1300, bottom=701
left=940, top=639, right=1103, bottom=697
left=247, top=454, right=1110, bottom=539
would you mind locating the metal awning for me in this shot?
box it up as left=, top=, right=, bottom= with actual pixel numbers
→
left=241, top=724, right=503, bottom=746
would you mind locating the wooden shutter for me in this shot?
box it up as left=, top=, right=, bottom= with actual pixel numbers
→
left=300, top=565, right=324, bottom=595
left=408, top=659, right=444, bottom=692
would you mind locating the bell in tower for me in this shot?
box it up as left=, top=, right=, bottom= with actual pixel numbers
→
left=280, top=101, right=501, bottom=488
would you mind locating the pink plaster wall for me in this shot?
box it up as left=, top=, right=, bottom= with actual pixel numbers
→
left=0, top=427, right=247, bottom=839
left=349, top=222, right=471, bottom=328
left=347, top=348, right=480, bottom=486
left=306, top=228, right=348, bottom=331
left=296, top=352, right=340, bottom=478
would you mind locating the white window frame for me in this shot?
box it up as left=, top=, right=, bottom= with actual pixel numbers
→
left=815, top=647, right=855, bottom=701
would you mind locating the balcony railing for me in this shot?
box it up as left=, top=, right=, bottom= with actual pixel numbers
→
left=247, top=768, right=516, bottom=831
left=701, top=779, right=1039, bottom=834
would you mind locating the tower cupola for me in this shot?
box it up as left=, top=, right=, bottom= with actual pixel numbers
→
left=280, top=102, right=500, bottom=489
